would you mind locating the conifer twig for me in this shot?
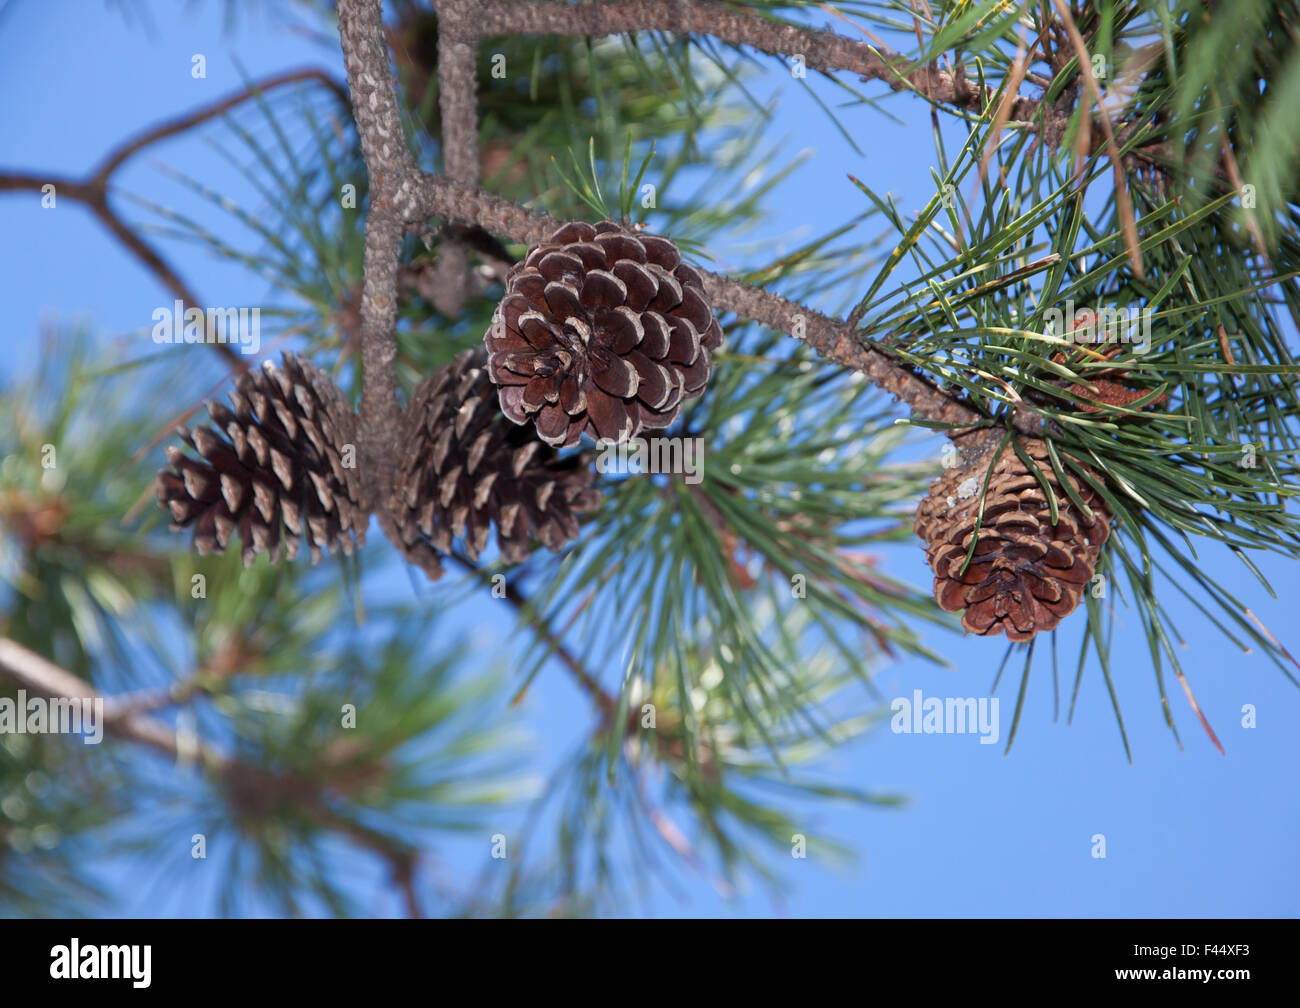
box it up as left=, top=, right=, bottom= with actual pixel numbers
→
left=1050, top=0, right=1144, bottom=279
left=434, top=0, right=481, bottom=187
left=0, top=68, right=347, bottom=367
left=338, top=0, right=1047, bottom=528
left=404, top=171, right=1045, bottom=445
left=461, top=0, right=1039, bottom=119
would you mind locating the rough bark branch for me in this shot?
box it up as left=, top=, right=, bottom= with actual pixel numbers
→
left=338, top=0, right=424, bottom=512
left=434, top=0, right=481, bottom=186
left=464, top=0, right=1040, bottom=121
left=406, top=171, right=1043, bottom=443
left=0, top=637, right=194, bottom=762
left=430, top=0, right=482, bottom=315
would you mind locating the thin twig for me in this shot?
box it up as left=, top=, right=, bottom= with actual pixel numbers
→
left=434, top=1, right=481, bottom=186
left=403, top=171, right=1043, bottom=447
left=88, top=68, right=348, bottom=184
left=446, top=553, right=617, bottom=720
left=0, top=170, right=214, bottom=353
left=1051, top=0, right=1144, bottom=279
left=0, top=68, right=348, bottom=367
left=428, top=0, right=482, bottom=316
left=463, top=0, right=1039, bottom=120
left=0, top=637, right=201, bottom=763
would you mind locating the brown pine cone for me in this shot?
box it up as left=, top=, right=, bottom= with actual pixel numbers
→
left=485, top=220, right=723, bottom=447
left=156, top=353, right=364, bottom=565
left=914, top=439, right=1111, bottom=641
left=389, top=349, right=602, bottom=579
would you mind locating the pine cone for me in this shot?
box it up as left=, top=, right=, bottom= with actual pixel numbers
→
left=1037, top=314, right=1167, bottom=416
left=485, top=220, right=723, bottom=447
left=156, top=353, right=364, bottom=565
left=389, top=348, right=602, bottom=579
left=914, top=439, right=1111, bottom=641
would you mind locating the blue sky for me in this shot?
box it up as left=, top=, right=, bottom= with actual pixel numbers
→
left=1, top=0, right=1296, bottom=917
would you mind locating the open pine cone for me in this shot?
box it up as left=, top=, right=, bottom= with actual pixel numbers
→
left=914, top=439, right=1111, bottom=641
left=156, top=353, right=365, bottom=565
left=485, top=220, right=723, bottom=447
left=389, top=348, right=601, bottom=579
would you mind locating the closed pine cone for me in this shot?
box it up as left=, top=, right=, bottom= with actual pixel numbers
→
left=914, top=439, right=1111, bottom=641
left=389, top=348, right=602, bottom=579
left=156, top=353, right=364, bottom=565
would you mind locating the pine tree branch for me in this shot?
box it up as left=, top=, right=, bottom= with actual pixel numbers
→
left=338, top=0, right=1040, bottom=536
left=430, top=0, right=481, bottom=315
left=460, top=0, right=1040, bottom=121
left=355, top=212, right=406, bottom=514
left=0, top=637, right=217, bottom=765
left=406, top=171, right=1044, bottom=447
left=0, top=68, right=348, bottom=369
left=702, top=273, right=1045, bottom=444
left=0, top=170, right=219, bottom=360
left=338, top=0, right=426, bottom=513
left=87, top=68, right=349, bottom=185
left=0, top=635, right=425, bottom=918
left=1050, top=0, right=1143, bottom=279
left=434, top=0, right=481, bottom=187
left=413, top=170, right=559, bottom=243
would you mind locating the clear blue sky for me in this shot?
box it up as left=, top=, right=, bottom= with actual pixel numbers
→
left=1, top=0, right=1296, bottom=917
